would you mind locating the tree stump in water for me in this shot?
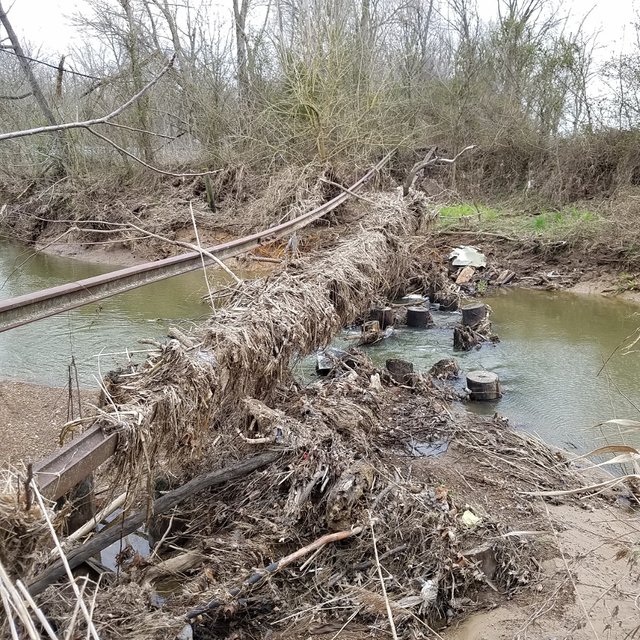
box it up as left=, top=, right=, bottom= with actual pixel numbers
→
left=386, top=358, right=414, bottom=384
left=439, top=297, right=459, bottom=312
left=453, top=325, right=481, bottom=351
left=428, top=358, right=460, bottom=380
left=406, top=306, right=433, bottom=328
left=368, top=307, right=394, bottom=329
left=466, top=371, right=501, bottom=400
left=461, top=303, right=487, bottom=327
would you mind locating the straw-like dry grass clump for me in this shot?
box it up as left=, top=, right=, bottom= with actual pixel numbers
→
left=0, top=470, right=53, bottom=581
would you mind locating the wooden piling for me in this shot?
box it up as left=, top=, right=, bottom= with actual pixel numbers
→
left=368, top=306, right=395, bottom=329
left=461, top=303, right=487, bottom=327
left=466, top=371, right=501, bottom=400
left=406, top=306, right=433, bottom=328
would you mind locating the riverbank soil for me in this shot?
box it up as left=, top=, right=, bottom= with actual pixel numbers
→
left=0, top=381, right=97, bottom=467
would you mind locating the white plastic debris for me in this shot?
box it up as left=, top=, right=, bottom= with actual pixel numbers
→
left=370, top=373, right=382, bottom=390
left=461, top=509, right=482, bottom=529
left=420, top=579, right=439, bottom=605
left=176, top=624, right=193, bottom=640
left=449, top=246, right=487, bottom=268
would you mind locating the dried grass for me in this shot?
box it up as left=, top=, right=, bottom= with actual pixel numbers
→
left=88, top=188, right=428, bottom=498
left=0, top=470, right=53, bottom=581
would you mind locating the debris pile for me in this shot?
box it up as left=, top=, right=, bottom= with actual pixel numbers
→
left=0, top=192, right=585, bottom=639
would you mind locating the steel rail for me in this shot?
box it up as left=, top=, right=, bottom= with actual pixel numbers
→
left=0, top=151, right=393, bottom=333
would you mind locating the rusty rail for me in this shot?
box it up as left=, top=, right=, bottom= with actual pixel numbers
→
left=21, top=153, right=393, bottom=499
left=0, top=152, right=393, bottom=333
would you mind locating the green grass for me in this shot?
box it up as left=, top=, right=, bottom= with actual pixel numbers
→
left=437, top=200, right=602, bottom=241
left=530, top=207, right=596, bottom=233
left=439, top=203, right=500, bottom=221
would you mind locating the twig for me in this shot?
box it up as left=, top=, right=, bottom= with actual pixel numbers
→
left=190, top=201, right=214, bottom=303
left=186, top=526, right=363, bottom=620
left=319, top=177, right=379, bottom=205
left=62, top=491, right=128, bottom=546
left=15, top=579, right=58, bottom=640
left=86, top=127, right=217, bottom=178
left=0, top=55, right=176, bottom=142
left=368, top=510, right=399, bottom=640
left=31, top=482, right=100, bottom=640
left=29, top=452, right=281, bottom=596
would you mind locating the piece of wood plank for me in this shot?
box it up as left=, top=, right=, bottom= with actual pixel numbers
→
left=28, top=451, right=281, bottom=596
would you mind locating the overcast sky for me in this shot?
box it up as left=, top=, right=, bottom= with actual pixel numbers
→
left=3, top=0, right=638, bottom=60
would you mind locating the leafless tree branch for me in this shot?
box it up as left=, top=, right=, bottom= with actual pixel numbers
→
left=0, top=54, right=176, bottom=142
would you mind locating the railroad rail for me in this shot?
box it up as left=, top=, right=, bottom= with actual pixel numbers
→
left=5, top=153, right=394, bottom=499
left=0, top=152, right=393, bottom=335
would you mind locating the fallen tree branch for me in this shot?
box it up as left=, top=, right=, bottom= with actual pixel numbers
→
left=403, top=145, right=475, bottom=197
left=28, top=451, right=281, bottom=596
left=185, top=525, right=363, bottom=620
left=0, top=55, right=176, bottom=142
left=85, top=126, right=217, bottom=178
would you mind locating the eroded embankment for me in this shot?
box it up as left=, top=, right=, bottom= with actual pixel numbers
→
left=1, top=190, right=638, bottom=639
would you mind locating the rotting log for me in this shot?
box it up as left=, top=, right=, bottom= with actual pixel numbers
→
left=461, top=303, right=487, bottom=327
left=28, top=451, right=280, bottom=596
left=466, top=371, right=501, bottom=401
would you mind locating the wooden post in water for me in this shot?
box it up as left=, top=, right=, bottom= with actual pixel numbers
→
left=406, top=306, right=433, bottom=328
left=461, top=303, right=487, bottom=327
left=466, top=371, right=501, bottom=400
left=368, top=307, right=394, bottom=329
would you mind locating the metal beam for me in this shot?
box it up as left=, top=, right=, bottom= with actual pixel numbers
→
left=33, top=426, right=118, bottom=500
left=0, top=152, right=393, bottom=333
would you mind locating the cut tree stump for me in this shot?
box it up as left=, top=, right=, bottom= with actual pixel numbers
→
left=406, top=306, right=433, bottom=328
left=461, top=303, right=487, bottom=327
left=368, top=307, right=395, bottom=329
left=466, top=371, right=501, bottom=401
left=386, top=358, right=414, bottom=384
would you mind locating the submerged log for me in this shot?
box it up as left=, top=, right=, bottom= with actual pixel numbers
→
left=461, top=303, right=487, bottom=327
left=466, top=371, right=501, bottom=401
left=406, top=306, right=433, bottom=328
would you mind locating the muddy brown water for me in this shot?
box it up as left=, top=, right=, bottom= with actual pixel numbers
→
left=0, top=240, right=224, bottom=386
left=303, top=289, right=640, bottom=456
left=1, top=240, right=639, bottom=456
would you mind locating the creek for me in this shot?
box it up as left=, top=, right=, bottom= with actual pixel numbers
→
left=1, top=239, right=639, bottom=455
left=302, top=289, right=640, bottom=455
left=0, top=240, right=217, bottom=386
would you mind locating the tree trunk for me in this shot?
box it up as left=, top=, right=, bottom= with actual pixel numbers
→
left=0, top=1, right=67, bottom=172
left=233, top=0, right=250, bottom=97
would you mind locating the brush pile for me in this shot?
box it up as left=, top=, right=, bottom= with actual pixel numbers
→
left=1, top=188, right=584, bottom=639
left=32, top=350, right=582, bottom=640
